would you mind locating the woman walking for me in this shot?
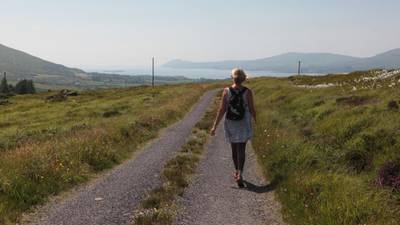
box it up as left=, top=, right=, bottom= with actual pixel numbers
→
left=210, top=68, right=256, bottom=188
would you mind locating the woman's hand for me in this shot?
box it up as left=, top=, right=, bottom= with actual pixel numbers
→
left=210, top=126, right=216, bottom=136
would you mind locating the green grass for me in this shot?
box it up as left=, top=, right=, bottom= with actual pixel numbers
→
left=132, top=93, right=220, bottom=225
left=0, top=83, right=220, bottom=224
left=249, top=70, right=400, bottom=225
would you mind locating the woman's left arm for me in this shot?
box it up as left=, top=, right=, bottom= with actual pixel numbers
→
left=210, top=89, right=228, bottom=136
left=247, top=89, right=257, bottom=123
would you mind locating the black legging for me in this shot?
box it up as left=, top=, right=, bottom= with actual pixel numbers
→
left=231, top=142, right=247, bottom=172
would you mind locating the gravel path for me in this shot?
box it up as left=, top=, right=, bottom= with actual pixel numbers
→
left=22, top=90, right=218, bottom=225
left=175, top=124, right=286, bottom=225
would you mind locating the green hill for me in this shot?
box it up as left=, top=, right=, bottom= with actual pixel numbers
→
left=0, top=44, right=84, bottom=78
left=0, top=44, right=197, bottom=90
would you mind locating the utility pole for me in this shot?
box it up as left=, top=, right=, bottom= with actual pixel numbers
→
left=152, top=57, right=155, bottom=88
left=298, top=61, right=301, bottom=76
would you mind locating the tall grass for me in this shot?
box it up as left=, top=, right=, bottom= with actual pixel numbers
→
left=249, top=74, right=400, bottom=225
left=0, top=83, right=219, bottom=224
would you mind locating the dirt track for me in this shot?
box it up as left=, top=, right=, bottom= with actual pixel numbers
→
left=175, top=124, right=286, bottom=225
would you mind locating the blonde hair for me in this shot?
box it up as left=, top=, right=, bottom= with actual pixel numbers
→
left=231, top=68, right=247, bottom=84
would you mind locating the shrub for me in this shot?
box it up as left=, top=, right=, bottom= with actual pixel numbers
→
left=344, top=150, right=371, bottom=173
left=376, top=161, right=400, bottom=191
left=15, top=79, right=36, bottom=94
left=313, top=100, right=325, bottom=107
left=336, top=95, right=374, bottom=106
left=102, top=110, right=121, bottom=118
left=387, top=100, right=399, bottom=110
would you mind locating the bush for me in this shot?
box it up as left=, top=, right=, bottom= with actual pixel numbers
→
left=376, top=161, right=400, bottom=191
left=387, top=100, right=399, bottom=110
left=344, top=150, right=371, bottom=173
left=15, top=79, right=36, bottom=94
left=102, top=110, right=121, bottom=118
left=336, top=95, right=374, bottom=106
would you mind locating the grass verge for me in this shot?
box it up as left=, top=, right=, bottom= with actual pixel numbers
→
left=249, top=72, right=400, bottom=225
left=132, top=92, right=220, bottom=225
left=0, top=83, right=221, bottom=224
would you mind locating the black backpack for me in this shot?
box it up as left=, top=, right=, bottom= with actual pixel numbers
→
left=226, top=87, right=247, bottom=121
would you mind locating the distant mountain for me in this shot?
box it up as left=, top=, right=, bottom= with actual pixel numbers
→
left=164, top=49, right=400, bottom=73
left=0, top=44, right=197, bottom=90
left=0, top=44, right=84, bottom=78
left=350, top=48, right=400, bottom=70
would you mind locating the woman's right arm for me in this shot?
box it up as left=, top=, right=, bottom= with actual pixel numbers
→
left=210, top=89, right=228, bottom=136
left=247, top=89, right=257, bottom=123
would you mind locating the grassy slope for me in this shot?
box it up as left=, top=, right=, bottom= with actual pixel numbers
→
left=249, top=71, right=400, bottom=225
left=0, top=83, right=219, bottom=224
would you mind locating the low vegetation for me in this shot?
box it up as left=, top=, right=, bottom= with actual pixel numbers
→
left=1, top=75, right=36, bottom=95
left=250, top=70, right=400, bottom=225
left=132, top=93, right=220, bottom=225
left=0, top=83, right=218, bottom=224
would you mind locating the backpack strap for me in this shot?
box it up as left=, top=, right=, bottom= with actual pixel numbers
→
left=239, top=86, right=248, bottom=95
left=229, top=86, right=247, bottom=96
left=228, top=87, right=235, bottom=95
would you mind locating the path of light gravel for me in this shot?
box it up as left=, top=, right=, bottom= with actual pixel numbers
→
left=175, top=124, right=286, bottom=225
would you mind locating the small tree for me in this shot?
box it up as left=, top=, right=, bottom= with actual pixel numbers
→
left=8, top=84, right=15, bottom=93
left=15, top=79, right=28, bottom=94
left=15, top=79, right=36, bottom=94
left=26, top=80, right=36, bottom=93
left=0, top=73, right=9, bottom=94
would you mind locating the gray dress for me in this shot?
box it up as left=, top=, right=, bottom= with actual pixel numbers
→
left=223, top=87, right=253, bottom=143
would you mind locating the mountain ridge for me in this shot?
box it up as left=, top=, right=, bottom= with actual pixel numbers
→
left=164, top=49, right=400, bottom=73
left=0, top=44, right=85, bottom=78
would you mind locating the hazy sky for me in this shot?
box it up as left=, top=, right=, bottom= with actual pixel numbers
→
left=1, top=0, right=399, bottom=68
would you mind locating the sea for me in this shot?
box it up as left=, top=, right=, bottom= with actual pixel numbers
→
left=86, top=66, right=295, bottom=80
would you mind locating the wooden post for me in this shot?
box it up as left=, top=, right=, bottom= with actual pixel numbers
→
left=298, top=61, right=301, bottom=75
left=152, top=57, right=155, bottom=87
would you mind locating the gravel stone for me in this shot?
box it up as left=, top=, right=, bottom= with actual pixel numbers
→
left=175, top=125, right=286, bottom=225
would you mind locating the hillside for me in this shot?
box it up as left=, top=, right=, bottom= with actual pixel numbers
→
left=0, top=44, right=84, bottom=78
left=0, top=44, right=197, bottom=90
left=164, top=49, right=400, bottom=73
left=250, top=69, right=400, bottom=224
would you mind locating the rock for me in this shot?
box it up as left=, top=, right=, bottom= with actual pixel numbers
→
left=46, top=89, right=79, bottom=102
left=0, top=99, right=10, bottom=105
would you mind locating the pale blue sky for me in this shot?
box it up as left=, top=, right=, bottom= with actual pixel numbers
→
left=1, top=0, right=399, bottom=68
